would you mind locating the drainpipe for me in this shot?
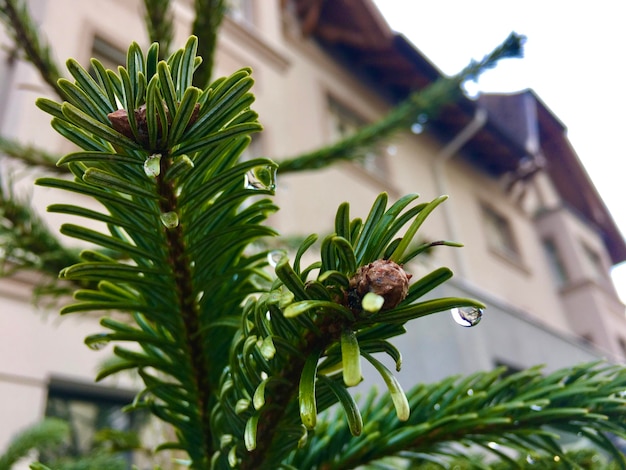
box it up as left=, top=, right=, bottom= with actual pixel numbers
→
left=432, top=108, right=488, bottom=279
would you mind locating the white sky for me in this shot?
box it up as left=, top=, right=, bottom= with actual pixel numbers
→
left=373, top=0, right=626, bottom=301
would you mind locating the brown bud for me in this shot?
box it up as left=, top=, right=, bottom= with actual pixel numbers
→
left=349, top=259, right=411, bottom=311
left=107, top=103, right=200, bottom=146
left=108, top=108, right=134, bottom=139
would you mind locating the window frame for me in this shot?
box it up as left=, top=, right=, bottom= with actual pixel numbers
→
left=326, top=95, right=390, bottom=182
left=481, top=203, right=522, bottom=263
left=542, top=237, right=569, bottom=287
left=44, top=378, right=147, bottom=465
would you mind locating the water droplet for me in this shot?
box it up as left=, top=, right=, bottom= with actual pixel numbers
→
left=362, top=292, right=384, bottom=314
left=530, top=404, right=543, bottom=411
left=553, top=456, right=561, bottom=462
left=85, top=333, right=110, bottom=350
left=144, top=154, right=161, bottom=177
left=467, top=388, right=474, bottom=396
left=526, top=455, right=535, bottom=464
left=245, top=164, right=276, bottom=191
left=416, top=113, right=428, bottom=124
left=411, top=122, right=424, bottom=134
left=386, top=145, right=397, bottom=156
left=160, top=211, right=179, bottom=228
left=463, top=80, right=481, bottom=99
left=260, top=371, right=268, bottom=380
left=267, top=250, right=283, bottom=268
left=433, top=403, right=440, bottom=411
left=451, top=307, right=483, bottom=327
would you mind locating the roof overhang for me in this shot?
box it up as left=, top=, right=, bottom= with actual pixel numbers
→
left=286, top=0, right=626, bottom=265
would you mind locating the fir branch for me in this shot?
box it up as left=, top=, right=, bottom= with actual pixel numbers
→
left=36, top=38, right=275, bottom=469
left=0, top=0, right=65, bottom=99
left=191, top=0, right=227, bottom=88
left=277, top=32, right=525, bottom=174
left=0, top=136, right=64, bottom=174
left=0, top=175, right=80, bottom=283
left=0, top=418, right=69, bottom=470
left=142, top=0, right=174, bottom=59
left=155, top=149, right=215, bottom=464
left=215, top=194, right=483, bottom=469
left=289, top=362, right=626, bottom=469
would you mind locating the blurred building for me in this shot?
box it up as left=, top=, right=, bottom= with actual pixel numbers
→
left=1, top=0, right=625, bottom=464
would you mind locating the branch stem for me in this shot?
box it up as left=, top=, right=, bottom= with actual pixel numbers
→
left=157, top=153, right=214, bottom=467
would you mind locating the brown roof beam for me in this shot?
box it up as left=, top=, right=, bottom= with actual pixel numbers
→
left=298, top=0, right=325, bottom=36
left=316, top=24, right=388, bottom=49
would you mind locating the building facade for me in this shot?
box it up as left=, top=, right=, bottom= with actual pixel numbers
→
left=1, top=0, right=625, bottom=464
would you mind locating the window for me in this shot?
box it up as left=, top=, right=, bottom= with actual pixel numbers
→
left=542, top=238, right=569, bottom=286
left=482, top=204, right=520, bottom=260
left=88, top=36, right=126, bottom=78
left=618, top=337, right=626, bottom=361
left=0, top=44, right=16, bottom=125
left=494, top=359, right=523, bottom=378
left=581, top=242, right=606, bottom=280
left=43, top=379, right=148, bottom=466
left=327, top=97, right=389, bottom=180
left=227, top=0, right=255, bottom=25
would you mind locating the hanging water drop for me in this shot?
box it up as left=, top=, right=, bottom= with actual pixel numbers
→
left=451, top=306, right=483, bottom=327
left=416, top=113, right=429, bottom=124
left=143, top=153, right=161, bottom=177
left=245, top=164, right=277, bottom=191
left=362, top=292, right=384, bottom=314
left=85, top=333, right=110, bottom=350
left=267, top=250, right=284, bottom=268
left=160, top=211, right=179, bottom=229
left=410, top=122, right=424, bottom=134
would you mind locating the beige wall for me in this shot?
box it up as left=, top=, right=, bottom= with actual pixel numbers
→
left=2, top=0, right=625, bottom=456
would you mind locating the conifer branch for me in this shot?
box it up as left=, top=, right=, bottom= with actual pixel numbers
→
left=0, top=0, right=65, bottom=99
left=142, top=0, right=174, bottom=59
left=277, top=32, right=525, bottom=175
left=155, top=150, right=215, bottom=463
left=0, top=136, right=64, bottom=174
left=0, top=418, right=68, bottom=470
left=289, top=362, right=626, bottom=469
left=0, top=175, right=80, bottom=282
left=191, top=0, right=227, bottom=88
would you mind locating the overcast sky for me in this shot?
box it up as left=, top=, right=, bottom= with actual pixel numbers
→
left=373, top=1, right=626, bottom=300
